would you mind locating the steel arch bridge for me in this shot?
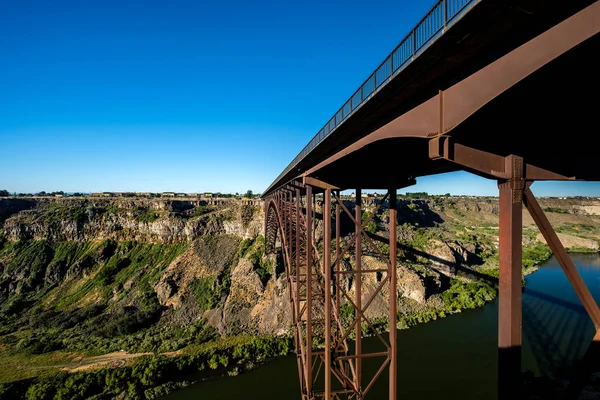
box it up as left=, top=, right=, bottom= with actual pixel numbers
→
left=262, top=0, right=600, bottom=399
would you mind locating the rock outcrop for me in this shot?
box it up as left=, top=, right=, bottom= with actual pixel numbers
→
left=2, top=198, right=261, bottom=243
left=2, top=195, right=599, bottom=337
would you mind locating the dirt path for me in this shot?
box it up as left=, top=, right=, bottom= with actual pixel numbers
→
left=64, top=351, right=153, bottom=372
left=23, top=349, right=184, bottom=373
left=63, top=349, right=183, bottom=372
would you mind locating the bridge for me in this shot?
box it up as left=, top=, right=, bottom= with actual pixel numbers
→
left=262, top=0, right=600, bottom=398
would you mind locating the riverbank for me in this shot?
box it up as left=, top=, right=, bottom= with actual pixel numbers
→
left=0, top=335, right=294, bottom=400
left=3, top=248, right=596, bottom=400
left=0, top=273, right=499, bottom=400
left=164, top=253, right=600, bottom=400
left=2, top=196, right=599, bottom=399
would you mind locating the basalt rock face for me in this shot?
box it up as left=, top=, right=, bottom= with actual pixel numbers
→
left=2, top=198, right=261, bottom=243
left=0, top=198, right=37, bottom=224
left=1, top=196, right=599, bottom=337
left=0, top=198, right=281, bottom=334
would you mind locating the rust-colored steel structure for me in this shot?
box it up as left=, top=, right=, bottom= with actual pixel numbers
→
left=266, top=183, right=399, bottom=399
left=264, top=0, right=600, bottom=398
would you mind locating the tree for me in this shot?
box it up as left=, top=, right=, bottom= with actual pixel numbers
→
left=245, top=190, right=253, bottom=198
left=0, top=189, right=9, bottom=197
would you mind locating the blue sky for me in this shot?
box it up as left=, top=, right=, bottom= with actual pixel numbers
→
left=1, top=0, right=599, bottom=196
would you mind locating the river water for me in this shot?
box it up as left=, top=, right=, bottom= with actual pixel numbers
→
left=166, top=253, right=600, bottom=400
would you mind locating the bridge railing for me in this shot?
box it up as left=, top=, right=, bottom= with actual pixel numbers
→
left=267, top=0, right=478, bottom=194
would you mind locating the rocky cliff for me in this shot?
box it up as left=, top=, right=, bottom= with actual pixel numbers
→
left=1, top=195, right=599, bottom=345
left=1, top=198, right=261, bottom=244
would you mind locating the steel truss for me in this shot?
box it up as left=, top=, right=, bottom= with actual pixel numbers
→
left=265, top=184, right=398, bottom=400
left=265, top=141, right=600, bottom=399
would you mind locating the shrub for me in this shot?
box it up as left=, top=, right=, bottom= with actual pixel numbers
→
left=133, top=207, right=160, bottom=223
left=522, top=242, right=552, bottom=269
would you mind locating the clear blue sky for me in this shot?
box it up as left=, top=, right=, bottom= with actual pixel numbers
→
left=1, top=0, right=599, bottom=196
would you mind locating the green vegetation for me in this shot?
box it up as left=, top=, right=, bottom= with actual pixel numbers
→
left=361, top=211, right=377, bottom=234
left=522, top=242, right=552, bottom=269
left=240, top=205, right=257, bottom=228
left=478, top=242, right=552, bottom=277
left=399, top=223, right=438, bottom=251
left=440, top=280, right=496, bottom=311
left=566, top=246, right=599, bottom=253
left=190, top=205, right=211, bottom=218
left=191, top=276, right=225, bottom=312
left=0, top=335, right=293, bottom=400
left=38, top=203, right=88, bottom=225
left=555, top=223, right=598, bottom=241
left=2, top=195, right=599, bottom=399
left=133, top=207, right=160, bottom=223
left=543, top=207, right=569, bottom=214
left=394, top=280, right=496, bottom=329
left=402, top=192, right=429, bottom=199
left=0, top=240, right=187, bottom=358
left=238, top=236, right=271, bottom=286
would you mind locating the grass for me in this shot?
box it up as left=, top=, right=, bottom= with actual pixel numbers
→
left=522, top=242, right=552, bottom=269
left=190, top=276, right=222, bottom=312
left=556, top=223, right=599, bottom=239
left=0, top=335, right=294, bottom=400
left=543, top=207, right=569, bottom=214
left=133, top=208, right=160, bottom=223
left=0, top=350, right=72, bottom=384
left=566, top=246, right=599, bottom=253
left=190, top=205, right=212, bottom=218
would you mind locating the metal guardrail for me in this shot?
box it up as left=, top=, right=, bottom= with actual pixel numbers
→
left=265, top=0, right=480, bottom=195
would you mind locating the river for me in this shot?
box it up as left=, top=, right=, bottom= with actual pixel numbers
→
left=166, top=253, right=600, bottom=399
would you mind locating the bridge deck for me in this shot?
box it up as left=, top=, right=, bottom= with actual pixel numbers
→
left=264, top=0, right=598, bottom=196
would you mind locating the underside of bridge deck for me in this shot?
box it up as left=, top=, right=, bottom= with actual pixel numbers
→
left=307, top=25, right=600, bottom=190
left=264, top=1, right=600, bottom=399
left=264, top=0, right=598, bottom=197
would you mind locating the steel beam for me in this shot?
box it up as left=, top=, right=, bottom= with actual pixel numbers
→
left=306, top=185, right=313, bottom=398
left=296, top=189, right=301, bottom=324
left=429, top=136, right=575, bottom=181
left=324, top=189, right=332, bottom=399
left=335, top=193, right=341, bottom=322
left=303, top=176, right=341, bottom=190
left=269, top=186, right=402, bottom=399
left=498, top=178, right=523, bottom=400
left=355, top=188, right=362, bottom=394
left=293, top=2, right=600, bottom=186
left=389, top=189, right=397, bottom=400
left=523, top=188, right=600, bottom=330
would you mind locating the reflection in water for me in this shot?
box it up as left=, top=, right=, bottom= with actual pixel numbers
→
left=521, top=253, right=599, bottom=378
left=522, top=290, right=589, bottom=376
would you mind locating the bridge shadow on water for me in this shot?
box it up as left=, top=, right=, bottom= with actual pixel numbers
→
left=521, top=287, right=600, bottom=400
left=522, top=289, right=589, bottom=375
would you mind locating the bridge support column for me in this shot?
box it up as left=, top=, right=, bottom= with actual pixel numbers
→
left=268, top=183, right=402, bottom=399
left=306, top=185, right=313, bottom=398
left=335, top=192, right=341, bottom=331
left=355, top=188, right=362, bottom=394
left=324, top=188, right=332, bottom=400
left=389, top=189, right=397, bottom=400
left=497, top=167, right=523, bottom=400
